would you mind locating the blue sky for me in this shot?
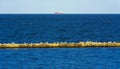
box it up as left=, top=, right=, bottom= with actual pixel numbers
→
left=0, top=0, right=120, bottom=14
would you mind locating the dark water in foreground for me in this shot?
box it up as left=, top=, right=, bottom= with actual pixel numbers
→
left=0, top=48, right=120, bottom=69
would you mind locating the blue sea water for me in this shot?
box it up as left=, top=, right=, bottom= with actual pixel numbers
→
left=0, top=14, right=120, bottom=69
left=1, top=48, right=120, bottom=69
left=0, top=14, right=120, bottom=43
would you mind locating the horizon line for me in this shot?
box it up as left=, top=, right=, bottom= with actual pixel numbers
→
left=0, top=13, right=120, bottom=15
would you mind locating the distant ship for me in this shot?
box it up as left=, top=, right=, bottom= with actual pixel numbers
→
left=54, top=11, right=63, bottom=14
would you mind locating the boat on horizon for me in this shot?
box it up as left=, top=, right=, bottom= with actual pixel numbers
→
left=54, top=11, right=63, bottom=14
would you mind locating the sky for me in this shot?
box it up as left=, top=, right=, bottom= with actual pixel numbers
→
left=0, top=0, right=120, bottom=14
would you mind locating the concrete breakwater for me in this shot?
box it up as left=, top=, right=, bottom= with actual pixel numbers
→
left=0, top=41, right=120, bottom=48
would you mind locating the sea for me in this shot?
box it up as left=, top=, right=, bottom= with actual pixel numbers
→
left=0, top=14, right=120, bottom=69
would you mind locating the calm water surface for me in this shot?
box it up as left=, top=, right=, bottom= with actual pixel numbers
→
left=0, top=14, right=120, bottom=43
left=0, top=48, right=120, bottom=69
left=0, top=14, right=120, bottom=69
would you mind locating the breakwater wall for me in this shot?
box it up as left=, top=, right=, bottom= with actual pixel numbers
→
left=0, top=41, right=120, bottom=48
